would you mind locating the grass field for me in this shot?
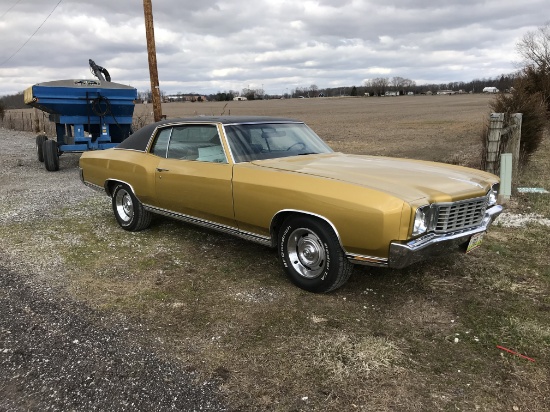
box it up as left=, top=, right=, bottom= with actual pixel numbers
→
left=3, top=95, right=550, bottom=411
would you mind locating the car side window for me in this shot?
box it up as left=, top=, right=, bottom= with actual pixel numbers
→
left=166, top=125, right=227, bottom=163
left=150, top=128, right=172, bottom=157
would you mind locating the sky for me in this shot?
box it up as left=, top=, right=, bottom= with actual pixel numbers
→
left=0, top=0, right=547, bottom=97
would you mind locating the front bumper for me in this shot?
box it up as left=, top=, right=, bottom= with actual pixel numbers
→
left=387, top=205, right=503, bottom=269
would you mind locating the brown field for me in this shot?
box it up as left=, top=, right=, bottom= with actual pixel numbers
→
left=2, top=94, right=549, bottom=411
left=134, top=94, right=493, bottom=166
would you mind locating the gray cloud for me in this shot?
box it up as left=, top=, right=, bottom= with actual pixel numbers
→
left=0, top=0, right=546, bottom=96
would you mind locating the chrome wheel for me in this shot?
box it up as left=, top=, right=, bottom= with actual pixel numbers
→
left=111, top=184, right=152, bottom=232
left=286, top=227, right=326, bottom=279
left=115, top=188, right=134, bottom=224
left=279, top=216, right=353, bottom=292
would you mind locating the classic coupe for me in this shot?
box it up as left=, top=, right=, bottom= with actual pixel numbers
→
left=79, top=116, right=503, bottom=293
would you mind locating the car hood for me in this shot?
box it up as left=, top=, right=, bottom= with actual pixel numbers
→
left=251, top=153, right=496, bottom=203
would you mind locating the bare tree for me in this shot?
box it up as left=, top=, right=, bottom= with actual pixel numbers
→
left=515, top=22, right=550, bottom=114
left=391, top=76, right=416, bottom=93
left=391, top=76, right=406, bottom=88
left=309, top=84, right=319, bottom=97
left=517, top=22, right=550, bottom=69
left=370, top=77, right=389, bottom=96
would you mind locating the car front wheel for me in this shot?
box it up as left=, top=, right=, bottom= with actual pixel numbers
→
left=278, top=215, right=353, bottom=293
left=111, top=184, right=152, bottom=231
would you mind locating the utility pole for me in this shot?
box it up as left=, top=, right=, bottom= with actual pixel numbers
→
left=143, top=0, right=162, bottom=122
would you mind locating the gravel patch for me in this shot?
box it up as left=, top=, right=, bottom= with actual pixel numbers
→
left=0, top=129, right=227, bottom=411
left=0, top=129, right=92, bottom=225
left=0, top=266, right=226, bottom=412
left=494, top=212, right=550, bottom=228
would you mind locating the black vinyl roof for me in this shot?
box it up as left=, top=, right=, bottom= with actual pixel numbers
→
left=116, top=116, right=302, bottom=151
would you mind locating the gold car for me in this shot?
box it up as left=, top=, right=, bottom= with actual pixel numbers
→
left=79, top=116, right=503, bottom=293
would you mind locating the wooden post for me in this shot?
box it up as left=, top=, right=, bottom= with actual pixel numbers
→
left=33, top=109, right=40, bottom=133
left=486, top=113, right=504, bottom=174
left=143, top=0, right=163, bottom=122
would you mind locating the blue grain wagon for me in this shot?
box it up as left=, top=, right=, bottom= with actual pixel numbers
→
left=25, top=73, right=137, bottom=171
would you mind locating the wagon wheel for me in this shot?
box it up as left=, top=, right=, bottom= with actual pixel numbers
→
left=43, top=140, right=59, bottom=171
left=36, top=135, right=47, bottom=162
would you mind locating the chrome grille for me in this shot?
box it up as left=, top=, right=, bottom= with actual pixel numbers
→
left=433, top=197, right=488, bottom=233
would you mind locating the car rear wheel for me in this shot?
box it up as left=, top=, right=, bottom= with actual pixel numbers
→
left=278, top=215, right=353, bottom=293
left=112, top=184, right=152, bottom=231
left=43, top=139, right=59, bottom=171
left=36, top=135, right=47, bottom=162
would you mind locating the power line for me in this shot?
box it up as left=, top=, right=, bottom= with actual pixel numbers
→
left=0, top=0, right=63, bottom=68
left=0, top=0, right=23, bottom=20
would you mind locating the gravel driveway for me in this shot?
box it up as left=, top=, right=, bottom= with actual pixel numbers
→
left=0, top=129, right=227, bottom=411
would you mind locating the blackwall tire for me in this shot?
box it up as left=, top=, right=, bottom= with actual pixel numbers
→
left=111, top=184, right=152, bottom=231
left=43, top=139, right=59, bottom=171
left=36, top=135, right=47, bottom=162
left=278, top=215, right=353, bottom=293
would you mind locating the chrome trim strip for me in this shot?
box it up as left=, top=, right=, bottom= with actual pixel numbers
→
left=143, top=204, right=272, bottom=247
left=83, top=181, right=105, bottom=193
left=389, top=205, right=503, bottom=269
left=104, top=179, right=137, bottom=197
left=346, top=253, right=389, bottom=267
left=270, top=209, right=345, bottom=249
left=222, top=121, right=303, bottom=127
left=220, top=124, right=237, bottom=164
left=113, top=148, right=146, bottom=153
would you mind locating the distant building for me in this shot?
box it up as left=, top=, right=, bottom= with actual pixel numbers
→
left=164, top=94, right=208, bottom=102
left=384, top=91, right=399, bottom=97
left=482, top=87, right=499, bottom=93
left=233, top=96, right=248, bottom=101
left=436, top=90, right=456, bottom=95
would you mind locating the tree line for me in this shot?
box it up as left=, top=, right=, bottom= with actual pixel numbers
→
left=0, top=68, right=531, bottom=109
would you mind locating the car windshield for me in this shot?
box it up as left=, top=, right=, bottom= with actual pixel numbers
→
left=224, top=122, right=333, bottom=163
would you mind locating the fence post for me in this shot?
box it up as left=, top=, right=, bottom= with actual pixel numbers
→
left=486, top=113, right=504, bottom=174
left=509, top=113, right=522, bottom=184
left=499, top=153, right=512, bottom=203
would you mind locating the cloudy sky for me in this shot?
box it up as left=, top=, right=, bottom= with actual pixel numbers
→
left=0, top=0, right=546, bottom=97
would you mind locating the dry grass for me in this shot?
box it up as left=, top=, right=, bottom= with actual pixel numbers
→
left=3, top=95, right=550, bottom=411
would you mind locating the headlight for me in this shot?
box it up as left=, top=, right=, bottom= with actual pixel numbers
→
left=412, top=206, right=429, bottom=237
left=487, top=183, right=499, bottom=207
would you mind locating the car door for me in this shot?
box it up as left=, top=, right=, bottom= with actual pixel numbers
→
left=150, top=124, right=235, bottom=228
